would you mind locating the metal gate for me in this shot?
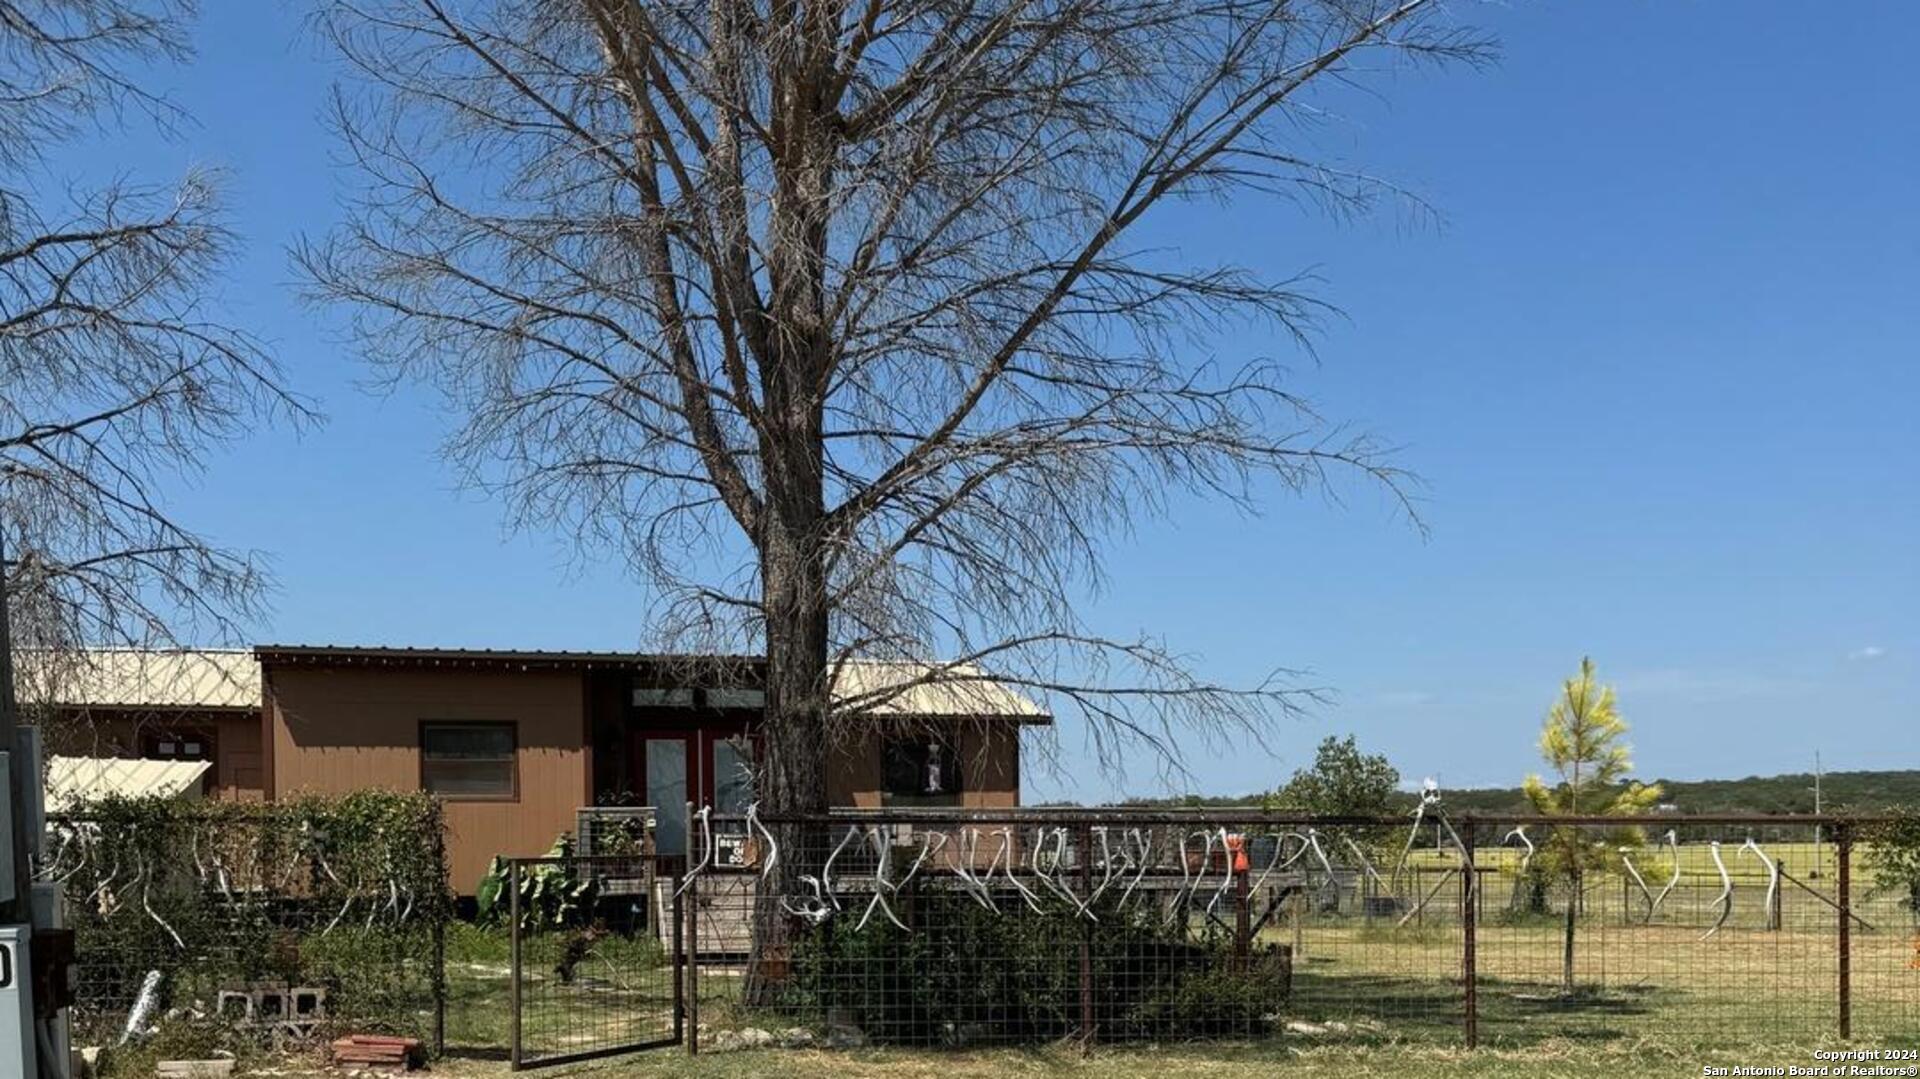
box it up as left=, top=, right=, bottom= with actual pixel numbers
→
left=508, top=854, right=684, bottom=1068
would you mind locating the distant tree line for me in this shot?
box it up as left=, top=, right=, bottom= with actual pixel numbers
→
left=1116, top=766, right=1920, bottom=816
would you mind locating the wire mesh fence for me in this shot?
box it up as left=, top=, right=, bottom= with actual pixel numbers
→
left=44, top=793, right=450, bottom=1056
left=666, top=810, right=1919, bottom=1052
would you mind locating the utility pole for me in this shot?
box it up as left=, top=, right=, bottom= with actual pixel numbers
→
left=0, top=528, right=31, bottom=924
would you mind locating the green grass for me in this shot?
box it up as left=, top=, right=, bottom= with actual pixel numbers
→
left=203, top=893, right=1920, bottom=1078
left=412, top=862, right=1920, bottom=1079
left=444, top=920, right=678, bottom=1056
left=270, top=1038, right=1890, bottom=1078
left=432, top=886, right=1919, bottom=1063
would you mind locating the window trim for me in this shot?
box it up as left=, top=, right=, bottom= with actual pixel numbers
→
left=140, top=727, right=217, bottom=795
left=142, top=727, right=216, bottom=764
left=418, top=720, right=520, bottom=802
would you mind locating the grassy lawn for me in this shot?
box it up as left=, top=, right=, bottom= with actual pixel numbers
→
left=429, top=885, right=1918, bottom=1065
left=290, top=1039, right=1861, bottom=1078
left=97, top=890, right=1915, bottom=1077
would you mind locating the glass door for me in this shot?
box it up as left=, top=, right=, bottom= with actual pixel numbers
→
left=712, top=735, right=753, bottom=817
left=632, top=724, right=753, bottom=855
left=642, top=737, right=690, bottom=856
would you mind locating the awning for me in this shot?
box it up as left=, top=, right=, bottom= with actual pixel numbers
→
left=45, top=755, right=213, bottom=812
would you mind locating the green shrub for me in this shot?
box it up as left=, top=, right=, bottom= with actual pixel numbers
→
left=54, top=791, right=450, bottom=1050
left=475, top=834, right=595, bottom=930
left=780, top=891, right=1290, bottom=1044
left=1864, top=807, right=1920, bottom=912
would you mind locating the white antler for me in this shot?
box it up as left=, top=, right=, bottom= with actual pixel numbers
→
left=1341, top=835, right=1389, bottom=892
left=1739, top=837, right=1780, bottom=930
left=1702, top=841, right=1734, bottom=940
left=745, top=802, right=780, bottom=880
left=819, top=824, right=863, bottom=911
left=672, top=805, right=716, bottom=898
left=998, top=827, right=1048, bottom=914
left=855, top=827, right=910, bottom=932
left=1250, top=832, right=1308, bottom=897
left=1205, top=827, right=1235, bottom=917
left=1620, top=847, right=1655, bottom=922
left=950, top=829, right=998, bottom=911
left=1116, top=829, right=1153, bottom=909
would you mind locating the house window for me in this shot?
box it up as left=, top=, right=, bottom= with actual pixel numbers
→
left=631, top=687, right=696, bottom=708
left=420, top=722, right=517, bottom=799
left=882, top=735, right=963, bottom=800
left=143, top=731, right=212, bottom=763
left=142, top=730, right=216, bottom=794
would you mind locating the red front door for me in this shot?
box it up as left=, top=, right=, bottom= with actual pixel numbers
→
left=630, top=721, right=752, bottom=855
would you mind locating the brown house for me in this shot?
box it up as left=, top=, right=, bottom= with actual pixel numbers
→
left=47, top=646, right=1048, bottom=891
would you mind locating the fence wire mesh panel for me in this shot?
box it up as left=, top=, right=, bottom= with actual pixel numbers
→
left=669, top=810, right=1919, bottom=1052
left=44, top=795, right=450, bottom=1056
left=1465, top=819, right=1852, bottom=1046
left=506, top=854, right=682, bottom=1068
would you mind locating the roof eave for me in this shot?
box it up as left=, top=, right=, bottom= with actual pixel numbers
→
left=253, top=645, right=763, bottom=679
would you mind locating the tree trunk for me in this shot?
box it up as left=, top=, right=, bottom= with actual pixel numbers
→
left=715, top=4, right=844, bottom=1011
left=742, top=458, right=832, bottom=1005
left=1561, top=873, right=1578, bottom=995
left=741, top=259, right=834, bottom=1007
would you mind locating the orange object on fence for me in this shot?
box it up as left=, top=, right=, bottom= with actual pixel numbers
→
left=1227, top=833, right=1249, bottom=874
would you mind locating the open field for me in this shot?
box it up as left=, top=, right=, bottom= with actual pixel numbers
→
left=1280, top=908, right=1920, bottom=1044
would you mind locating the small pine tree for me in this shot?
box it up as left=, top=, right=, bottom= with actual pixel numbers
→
left=1523, top=657, right=1662, bottom=994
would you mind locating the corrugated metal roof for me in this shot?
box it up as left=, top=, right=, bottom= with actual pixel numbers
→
left=45, top=755, right=212, bottom=811
left=832, top=660, right=1049, bottom=721
left=254, top=644, right=753, bottom=674
left=46, top=645, right=1049, bottom=722
left=255, top=646, right=1050, bottom=721
left=43, top=649, right=260, bottom=711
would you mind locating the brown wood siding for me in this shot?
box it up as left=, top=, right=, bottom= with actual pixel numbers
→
left=264, top=666, right=588, bottom=892
left=960, top=722, right=1020, bottom=809
left=47, top=708, right=264, bottom=802
left=826, top=737, right=883, bottom=808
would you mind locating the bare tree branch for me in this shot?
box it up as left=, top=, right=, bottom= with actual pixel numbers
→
left=3, top=1, right=315, bottom=712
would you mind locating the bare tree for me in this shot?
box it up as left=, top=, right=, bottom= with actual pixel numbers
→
left=303, top=0, right=1489, bottom=989
left=1, top=1, right=312, bottom=712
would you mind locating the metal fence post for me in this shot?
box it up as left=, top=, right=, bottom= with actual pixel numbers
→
left=1462, top=824, right=1478, bottom=1049
left=1772, top=866, right=1784, bottom=932
left=432, top=902, right=446, bottom=1056
left=672, top=860, right=686, bottom=1047
left=1234, top=839, right=1252, bottom=975
left=1078, top=821, right=1094, bottom=1051
left=508, top=860, right=522, bottom=1070
left=432, top=817, right=448, bottom=1057
left=1837, top=825, right=1852, bottom=1041
left=689, top=804, right=702, bottom=1056
left=1292, top=887, right=1304, bottom=962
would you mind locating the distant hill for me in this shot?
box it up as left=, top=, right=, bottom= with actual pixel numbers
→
left=1115, top=770, right=1920, bottom=815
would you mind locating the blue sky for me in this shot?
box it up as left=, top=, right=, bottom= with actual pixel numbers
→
left=57, top=2, right=1918, bottom=802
